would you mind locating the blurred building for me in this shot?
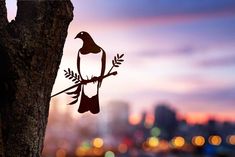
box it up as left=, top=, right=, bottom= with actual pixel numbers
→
left=154, top=104, right=178, bottom=140
left=98, top=101, right=130, bottom=146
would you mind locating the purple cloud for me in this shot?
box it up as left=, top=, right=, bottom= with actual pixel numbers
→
left=137, top=86, right=235, bottom=104
left=186, top=87, right=235, bottom=102
left=196, top=55, right=235, bottom=67
left=76, top=0, right=235, bottom=21
left=135, top=45, right=203, bottom=58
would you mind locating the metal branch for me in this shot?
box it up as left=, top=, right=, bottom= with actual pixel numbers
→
left=50, top=71, right=117, bottom=98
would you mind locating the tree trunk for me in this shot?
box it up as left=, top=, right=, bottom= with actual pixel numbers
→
left=0, top=1, right=73, bottom=156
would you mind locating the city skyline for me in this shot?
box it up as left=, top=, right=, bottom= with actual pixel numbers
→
left=43, top=101, right=235, bottom=156
left=6, top=0, right=235, bottom=123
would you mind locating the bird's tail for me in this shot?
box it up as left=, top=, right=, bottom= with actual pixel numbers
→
left=78, top=88, right=100, bottom=114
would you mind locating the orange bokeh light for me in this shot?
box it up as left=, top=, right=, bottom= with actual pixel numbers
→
left=172, top=136, right=185, bottom=148
left=147, top=137, right=159, bottom=148
left=209, top=135, right=222, bottom=146
left=129, top=114, right=141, bottom=125
left=56, top=148, right=66, bottom=157
left=192, top=136, right=205, bottom=146
left=118, top=143, right=128, bottom=153
left=227, top=135, right=235, bottom=145
left=93, top=138, right=104, bottom=148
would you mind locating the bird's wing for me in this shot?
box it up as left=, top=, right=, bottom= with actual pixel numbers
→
left=101, top=48, right=106, bottom=77
left=98, top=48, right=106, bottom=87
left=77, top=52, right=84, bottom=80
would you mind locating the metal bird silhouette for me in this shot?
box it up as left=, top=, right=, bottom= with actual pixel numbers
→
left=50, top=31, right=124, bottom=114
left=70, top=31, right=106, bottom=114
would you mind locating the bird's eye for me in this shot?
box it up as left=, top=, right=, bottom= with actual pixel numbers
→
left=81, top=32, right=83, bottom=35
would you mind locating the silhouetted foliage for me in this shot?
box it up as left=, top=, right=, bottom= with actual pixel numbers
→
left=64, top=68, right=80, bottom=83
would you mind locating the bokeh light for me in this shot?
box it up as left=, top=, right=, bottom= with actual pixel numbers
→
left=192, top=136, right=205, bottom=146
left=56, top=148, right=66, bottom=157
left=105, top=151, right=115, bottom=157
left=209, top=135, right=222, bottom=146
left=93, top=137, right=104, bottom=148
left=144, top=114, right=154, bottom=128
left=118, top=143, right=128, bottom=154
left=150, top=127, right=161, bottom=137
left=129, top=114, right=141, bottom=125
left=75, top=146, right=88, bottom=156
left=147, top=137, right=159, bottom=148
left=172, top=136, right=185, bottom=148
left=227, top=135, right=235, bottom=145
left=75, top=141, right=91, bottom=156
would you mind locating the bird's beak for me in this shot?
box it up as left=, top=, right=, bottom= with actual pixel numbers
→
left=74, top=34, right=80, bottom=39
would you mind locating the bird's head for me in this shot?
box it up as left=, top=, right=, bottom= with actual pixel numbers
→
left=74, top=31, right=91, bottom=41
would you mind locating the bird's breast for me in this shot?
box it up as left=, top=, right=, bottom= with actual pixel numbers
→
left=79, top=51, right=102, bottom=80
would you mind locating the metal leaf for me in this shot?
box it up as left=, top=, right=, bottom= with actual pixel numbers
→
left=64, top=70, right=68, bottom=75
left=76, top=84, right=81, bottom=97
left=72, top=95, right=78, bottom=99
left=68, top=98, right=78, bottom=105
left=66, top=90, right=77, bottom=95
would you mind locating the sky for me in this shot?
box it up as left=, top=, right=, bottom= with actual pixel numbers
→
left=6, top=0, right=235, bottom=123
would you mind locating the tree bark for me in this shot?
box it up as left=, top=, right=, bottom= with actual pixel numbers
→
left=0, top=0, right=73, bottom=156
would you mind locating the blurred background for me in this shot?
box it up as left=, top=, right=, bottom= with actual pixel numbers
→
left=6, top=0, right=235, bottom=157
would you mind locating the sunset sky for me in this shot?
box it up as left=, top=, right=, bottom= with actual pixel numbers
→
left=6, top=0, right=235, bottom=123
